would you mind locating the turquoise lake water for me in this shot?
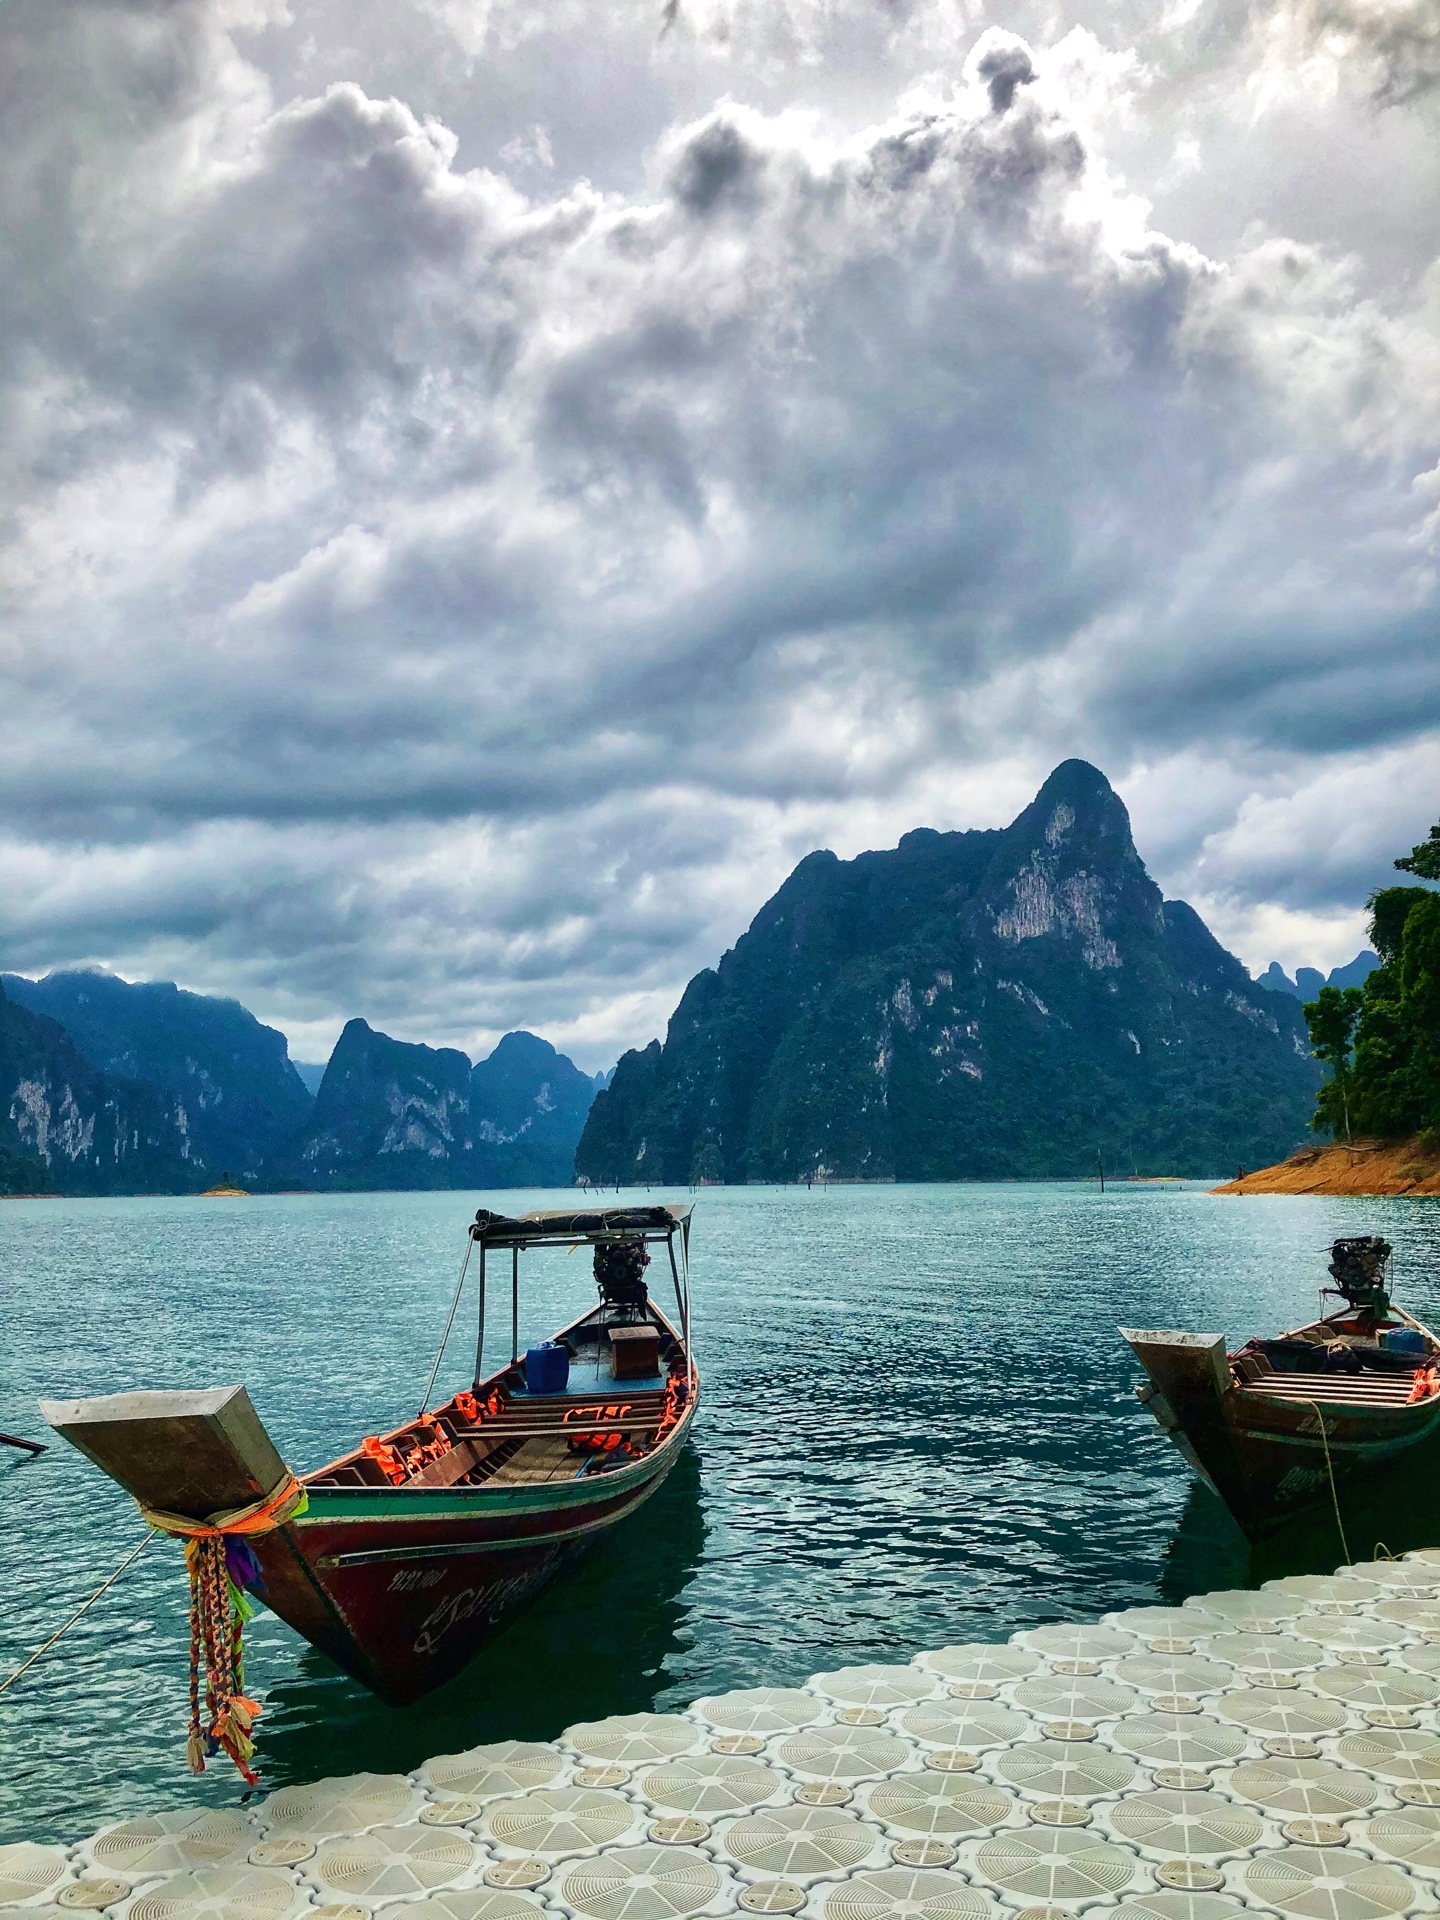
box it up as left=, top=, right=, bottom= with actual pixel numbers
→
left=5, top=1180, right=1440, bottom=1845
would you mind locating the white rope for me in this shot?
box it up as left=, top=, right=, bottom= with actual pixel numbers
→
left=419, top=1232, right=473, bottom=1416
left=0, top=1532, right=154, bottom=1694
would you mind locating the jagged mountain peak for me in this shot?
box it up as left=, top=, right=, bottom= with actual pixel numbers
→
left=577, top=763, right=1318, bottom=1185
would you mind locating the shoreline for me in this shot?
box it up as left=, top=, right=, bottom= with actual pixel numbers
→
left=1214, top=1136, right=1440, bottom=1197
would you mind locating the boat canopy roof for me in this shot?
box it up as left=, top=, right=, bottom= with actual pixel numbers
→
left=470, top=1203, right=691, bottom=1248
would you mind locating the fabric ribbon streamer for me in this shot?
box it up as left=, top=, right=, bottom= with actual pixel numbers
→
left=138, top=1475, right=308, bottom=1784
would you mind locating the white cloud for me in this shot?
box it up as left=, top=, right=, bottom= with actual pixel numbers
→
left=2, top=0, right=1438, bottom=1063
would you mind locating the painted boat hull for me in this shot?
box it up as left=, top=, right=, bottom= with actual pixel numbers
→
left=247, top=1434, right=689, bottom=1703
left=1121, top=1325, right=1440, bottom=1540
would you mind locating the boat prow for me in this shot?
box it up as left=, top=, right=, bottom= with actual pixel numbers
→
left=1122, top=1236, right=1440, bottom=1541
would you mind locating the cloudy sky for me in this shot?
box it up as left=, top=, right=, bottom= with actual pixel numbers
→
left=3, top=0, right=1438, bottom=1069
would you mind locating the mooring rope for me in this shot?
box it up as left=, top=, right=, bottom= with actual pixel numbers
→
left=1302, top=1397, right=1352, bottom=1566
left=419, top=1231, right=474, bottom=1417
left=0, top=1531, right=154, bottom=1695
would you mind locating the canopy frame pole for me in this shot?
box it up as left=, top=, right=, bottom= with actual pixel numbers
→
left=511, top=1247, right=519, bottom=1365
left=472, top=1241, right=488, bottom=1389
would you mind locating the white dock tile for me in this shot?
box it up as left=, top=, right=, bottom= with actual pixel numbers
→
left=0, top=1849, right=72, bottom=1908
left=550, top=1843, right=735, bottom=1920
left=711, top=1807, right=889, bottom=1884
left=562, top=1718, right=705, bottom=1766
left=82, top=1814, right=252, bottom=1880
left=305, top=1826, right=482, bottom=1907
left=1235, top=1844, right=1422, bottom=1918
left=258, top=1774, right=422, bottom=1839
left=633, top=1757, right=788, bottom=1818
left=856, top=1778, right=1020, bottom=1841
left=693, top=1695, right=826, bottom=1738
left=477, top=1790, right=646, bottom=1861
left=814, top=1867, right=996, bottom=1920
left=419, top=1746, right=569, bottom=1803
left=117, top=1866, right=308, bottom=1920
left=808, top=1672, right=939, bottom=1712
left=770, top=1729, right=914, bottom=1785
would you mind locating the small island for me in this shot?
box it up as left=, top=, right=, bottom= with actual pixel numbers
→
left=1217, top=813, right=1440, bottom=1197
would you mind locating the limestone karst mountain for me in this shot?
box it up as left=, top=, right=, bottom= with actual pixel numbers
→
left=576, top=761, right=1321, bottom=1184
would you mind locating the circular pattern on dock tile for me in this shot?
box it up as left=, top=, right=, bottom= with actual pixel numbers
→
left=694, top=1692, right=825, bottom=1737
left=713, top=1738, right=767, bottom=1758
left=811, top=1667, right=937, bottom=1710
left=889, top=1844, right=959, bottom=1870
left=922, top=1754, right=979, bottom=1775
left=1154, top=1863, right=1223, bottom=1892
left=387, top=1891, right=546, bottom=1920
left=1111, top=1894, right=1245, bottom=1920
left=916, top=1648, right=1039, bottom=1685
left=1395, top=1784, right=1440, bottom=1809
left=1016, top=1626, right=1138, bottom=1661
left=1394, top=1644, right=1440, bottom=1678
left=564, top=1715, right=701, bottom=1766
left=717, top=1805, right=883, bottom=1880
left=1214, top=1687, right=1348, bottom=1738
left=260, top=1775, right=416, bottom=1839
left=418, top=1804, right=485, bottom=1830
left=1375, top=1601, right=1440, bottom=1632
left=649, top=1820, right=712, bottom=1847
left=945, top=1683, right=998, bottom=1703
left=310, top=1828, right=476, bottom=1905
left=481, top=1863, right=547, bottom=1892
left=1204, top=1634, right=1321, bottom=1674
left=737, top=1881, right=806, bottom=1912
left=1114, top=1657, right=1234, bottom=1698
left=1265, top=1739, right=1322, bottom=1760
left=1312, top=1666, right=1438, bottom=1710
left=126, top=1868, right=304, bottom=1920
left=737, top=1883, right=806, bottom=1915
left=1346, top=1562, right=1440, bottom=1594
left=992, top=1741, right=1134, bottom=1801
left=1360, top=1806, right=1440, bottom=1871
left=248, top=1842, right=315, bottom=1867
left=973, top=1826, right=1137, bottom=1903
left=1028, top=1804, right=1090, bottom=1829
left=1281, top=1821, right=1348, bottom=1847
left=421, top=1744, right=566, bottom=1802
left=558, top=1847, right=723, bottom=1920
left=1110, top=1608, right=1223, bottom=1640
left=862, top=1775, right=1015, bottom=1839
left=90, top=1813, right=251, bottom=1879
left=481, top=1788, right=639, bottom=1859
left=1268, top=1578, right=1384, bottom=1608
left=1109, top=1715, right=1246, bottom=1768
left=898, top=1703, right=1028, bottom=1751
left=1040, top=1724, right=1097, bottom=1744
left=774, top=1725, right=910, bottom=1782
left=0, top=1847, right=69, bottom=1906
left=1153, top=1771, right=1214, bottom=1792
left=1011, top=1676, right=1138, bottom=1721
left=58, top=1886, right=128, bottom=1913
left=573, top=1768, right=629, bottom=1790
left=1224, top=1758, right=1376, bottom=1819
left=1106, top=1792, right=1263, bottom=1858
left=836, top=1710, right=887, bottom=1729
left=1045, top=1661, right=1100, bottom=1678
left=1293, top=1617, right=1412, bottom=1654
left=638, top=1755, right=783, bottom=1816
left=794, top=1785, right=851, bottom=1808
left=824, top=1868, right=988, bottom=1920
left=1242, top=1845, right=1419, bottom=1919
left=1192, top=1589, right=1305, bottom=1625
left=1364, top=1710, right=1419, bottom=1730
left=1333, top=1729, right=1440, bottom=1783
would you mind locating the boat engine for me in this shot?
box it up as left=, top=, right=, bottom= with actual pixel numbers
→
left=595, top=1234, right=650, bottom=1309
left=1328, top=1235, right=1392, bottom=1317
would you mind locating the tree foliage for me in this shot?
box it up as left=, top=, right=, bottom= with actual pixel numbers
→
left=1308, top=818, right=1440, bottom=1139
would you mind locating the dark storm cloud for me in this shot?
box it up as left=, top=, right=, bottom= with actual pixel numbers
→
left=3, top=0, right=1439, bottom=1056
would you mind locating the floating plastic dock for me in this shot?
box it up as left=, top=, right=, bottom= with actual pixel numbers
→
left=7, top=1553, right=1440, bottom=1920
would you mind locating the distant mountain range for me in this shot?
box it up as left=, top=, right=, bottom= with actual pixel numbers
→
left=576, top=760, right=1322, bottom=1184
left=0, top=973, right=603, bottom=1196
left=1253, top=953, right=1379, bottom=1000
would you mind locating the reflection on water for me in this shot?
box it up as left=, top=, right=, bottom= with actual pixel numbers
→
left=5, top=1180, right=1440, bottom=1843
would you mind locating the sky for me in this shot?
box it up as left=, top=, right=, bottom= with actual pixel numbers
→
left=2, top=0, right=1438, bottom=1070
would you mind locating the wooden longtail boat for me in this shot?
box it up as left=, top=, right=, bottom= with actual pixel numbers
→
left=40, top=1205, right=698, bottom=1709
left=1122, top=1235, right=1440, bottom=1542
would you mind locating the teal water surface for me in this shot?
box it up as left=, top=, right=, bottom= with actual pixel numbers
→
left=5, top=1180, right=1440, bottom=1844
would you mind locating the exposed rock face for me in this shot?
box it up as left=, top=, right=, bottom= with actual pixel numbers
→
left=295, top=1018, right=476, bottom=1189
left=1, top=970, right=312, bottom=1179
left=470, top=1030, right=602, bottom=1187
left=576, top=761, right=1321, bottom=1184
left=287, top=1021, right=601, bottom=1189
left=0, top=983, right=194, bottom=1194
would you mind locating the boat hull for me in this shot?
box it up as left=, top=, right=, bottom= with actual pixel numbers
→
left=1121, top=1326, right=1440, bottom=1541
left=249, top=1441, right=686, bottom=1703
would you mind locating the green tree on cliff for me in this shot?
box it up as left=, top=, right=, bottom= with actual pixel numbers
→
left=1310, top=816, right=1440, bottom=1139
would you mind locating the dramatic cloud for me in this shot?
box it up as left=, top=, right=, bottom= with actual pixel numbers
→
left=2, top=0, right=1437, bottom=1064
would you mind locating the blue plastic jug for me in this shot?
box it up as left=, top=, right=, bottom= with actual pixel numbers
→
left=524, top=1342, right=570, bottom=1394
